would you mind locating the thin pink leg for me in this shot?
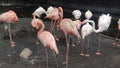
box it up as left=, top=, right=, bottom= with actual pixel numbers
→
left=49, top=20, right=54, bottom=32
left=85, top=36, right=90, bottom=57
left=52, top=21, right=59, bottom=41
left=96, top=34, right=101, bottom=55
left=70, top=36, right=75, bottom=47
left=80, top=39, right=85, bottom=56
left=63, top=34, right=70, bottom=68
left=8, top=23, right=15, bottom=47
left=45, top=47, right=48, bottom=68
left=52, top=51, right=59, bottom=68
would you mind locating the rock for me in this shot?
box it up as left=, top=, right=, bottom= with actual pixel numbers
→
left=19, top=48, right=33, bottom=59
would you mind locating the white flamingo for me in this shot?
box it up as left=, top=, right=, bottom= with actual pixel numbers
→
left=81, top=14, right=112, bottom=56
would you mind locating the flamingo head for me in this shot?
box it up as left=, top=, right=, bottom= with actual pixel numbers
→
left=72, top=10, right=81, bottom=19
left=8, top=10, right=19, bottom=23
left=46, top=6, right=56, bottom=14
left=85, top=10, right=93, bottom=19
left=31, top=18, right=40, bottom=29
left=32, top=6, right=46, bottom=18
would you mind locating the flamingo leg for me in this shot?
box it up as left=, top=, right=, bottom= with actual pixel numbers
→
left=50, top=20, right=59, bottom=41
left=96, top=33, right=101, bottom=55
left=8, top=23, right=15, bottom=47
left=85, top=35, right=90, bottom=57
left=70, top=35, right=76, bottom=47
left=63, top=34, right=70, bottom=68
left=66, top=34, right=70, bottom=68
left=45, top=47, right=48, bottom=68
left=52, top=50, right=59, bottom=68
left=80, top=39, right=85, bottom=56
left=49, top=20, right=54, bottom=32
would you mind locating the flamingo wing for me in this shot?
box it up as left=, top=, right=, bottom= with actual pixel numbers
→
left=38, top=31, right=58, bottom=54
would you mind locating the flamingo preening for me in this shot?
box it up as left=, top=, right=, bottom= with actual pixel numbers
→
left=31, top=18, right=59, bottom=68
left=45, top=6, right=63, bottom=41
left=32, top=6, right=46, bottom=18
left=0, top=10, right=19, bottom=47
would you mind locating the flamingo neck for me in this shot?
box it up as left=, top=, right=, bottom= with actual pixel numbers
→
left=37, top=21, right=45, bottom=35
left=87, top=20, right=100, bottom=33
left=57, top=7, right=63, bottom=24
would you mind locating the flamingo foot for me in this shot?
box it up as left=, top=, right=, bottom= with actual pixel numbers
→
left=62, top=61, right=68, bottom=65
left=80, top=53, right=84, bottom=56
left=11, top=41, right=15, bottom=47
left=96, top=51, right=101, bottom=55
left=85, top=54, right=90, bottom=57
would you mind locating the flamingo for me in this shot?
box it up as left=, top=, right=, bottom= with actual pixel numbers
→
left=81, top=14, right=111, bottom=55
left=45, top=6, right=59, bottom=32
left=80, top=19, right=95, bottom=57
left=71, top=10, right=82, bottom=46
left=58, top=7, right=81, bottom=68
left=32, top=6, right=46, bottom=18
left=95, top=14, right=112, bottom=55
left=31, top=18, right=59, bottom=68
left=45, top=6, right=63, bottom=41
left=79, top=10, right=93, bottom=56
left=46, top=7, right=81, bottom=68
left=0, top=10, right=19, bottom=47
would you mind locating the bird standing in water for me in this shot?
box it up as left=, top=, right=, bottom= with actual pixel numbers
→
left=31, top=18, right=59, bottom=68
left=0, top=10, right=19, bottom=47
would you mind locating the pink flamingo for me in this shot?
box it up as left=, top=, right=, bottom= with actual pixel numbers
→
left=0, top=10, right=19, bottom=47
left=31, top=18, right=59, bottom=68
left=71, top=10, right=82, bottom=46
left=58, top=7, right=81, bottom=68
left=60, top=18, right=81, bottom=68
left=45, top=6, right=63, bottom=41
left=46, top=7, right=81, bottom=68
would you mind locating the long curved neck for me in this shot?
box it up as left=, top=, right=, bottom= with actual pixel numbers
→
left=37, top=21, right=45, bottom=34
left=57, top=7, right=63, bottom=23
left=87, top=20, right=100, bottom=33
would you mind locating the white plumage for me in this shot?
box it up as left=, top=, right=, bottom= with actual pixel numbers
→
left=85, top=10, right=93, bottom=19
left=72, top=10, right=81, bottom=20
left=32, top=6, right=46, bottom=18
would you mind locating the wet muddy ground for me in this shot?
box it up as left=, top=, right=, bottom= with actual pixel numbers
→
left=0, top=18, right=120, bottom=68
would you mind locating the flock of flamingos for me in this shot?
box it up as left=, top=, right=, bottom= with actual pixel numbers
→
left=0, top=5, right=119, bottom=68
